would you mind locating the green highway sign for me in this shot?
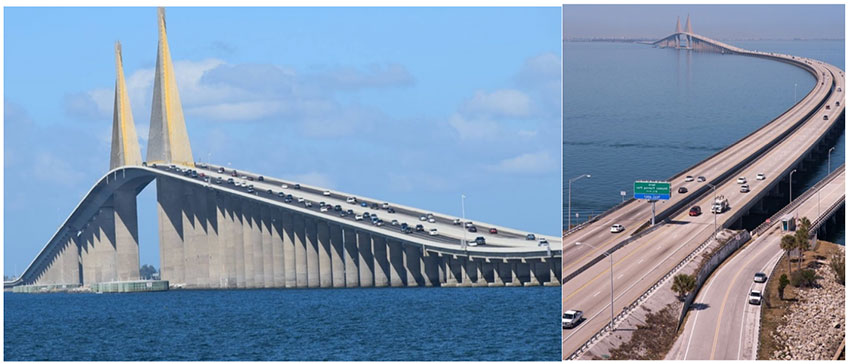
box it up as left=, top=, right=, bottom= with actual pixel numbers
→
left=634, top=181, right=671, bottom=200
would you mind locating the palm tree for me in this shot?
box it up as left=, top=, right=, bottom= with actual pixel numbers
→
left=780, top=234, right=797, bottom=273
left=671, top=274, right=696, bottom=301
left=795, top=218, right=812, bottom=270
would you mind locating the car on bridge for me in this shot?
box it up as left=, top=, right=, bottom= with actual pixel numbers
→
left=748, top=290, right=762, bottom=305
left=610, top=224, right=625, bottom=233
left=757, top=173, right=766, bottom=180
left=453, top=218, right=462, bottom=225
left=689, top=206, right=702, bottom=216
left=754, top=272, right=767, bottom=283
left=467, top=225, right=477, bottom=232
left=387, top=207, right=396, bottom=214
left=678, top=186, right=688, bottom=194
left=415, top=224, right=424, bottom=232
left=355, top=214, right=363, bottom=221
left=347, top=196, right=356, bottom=204
left=470, top=236, right=486, bottom=246
left=685, top=175, right=694, bottom=182
left=737, top=177, right=747, bottom=184
left=824, top=114, right=829, bottom=120
left=562, top=310, right=583, bottom=329
left=323, top=190, right=331, bottom=196
left=526, top=233, right=536, bottom=240
left=740, top=184, right=750, bottom=193
left=428, top=228, right=438, bottom=236
left=538, top=239, right=549, bottom=247
left=489, top=228, right=498, bottom=234
left=697, top=176, right=706, bottom=182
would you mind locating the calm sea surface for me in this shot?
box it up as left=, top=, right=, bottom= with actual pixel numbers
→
left=4, top=287, right=559, bottom=361
left=564, top=40, right=845, bottom=244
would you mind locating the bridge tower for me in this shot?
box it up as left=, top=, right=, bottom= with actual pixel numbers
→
left=146, top=7, right=194, bottom=168
left=684, top=14, right=693, bottom=49
left=675, top=16, right=683, bottom=48
left=109, top=42, right=143, bottom=170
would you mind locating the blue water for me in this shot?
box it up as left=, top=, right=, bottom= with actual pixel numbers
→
left=4, top=287, right=559, bottom=361
left=564, top=40, right=845, bottom=235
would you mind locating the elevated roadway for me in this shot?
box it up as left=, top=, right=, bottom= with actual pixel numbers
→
left=563, top=33, right=844, bottom=358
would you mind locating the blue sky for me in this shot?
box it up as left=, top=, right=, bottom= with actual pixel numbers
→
left=564, top=4, right=844, bottom=40
left=4, top=7, right=561, bottom=274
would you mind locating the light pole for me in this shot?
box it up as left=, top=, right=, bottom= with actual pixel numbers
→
left=568, top=174, right=591, bottom=230
left=461, top=194, right=467, bottom=250
left=575, top=242, right=614, bottom=330
left=789, top=169, right=797, bottom=204
left=828, top=147, right=835, bottom=173
left=708, top=183, right=717, bottom=237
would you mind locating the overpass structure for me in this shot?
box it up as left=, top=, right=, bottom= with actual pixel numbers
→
left=6, top=8, right=560, bottom=291
left=667, top=164, right=845, bottom=360
left=563, top=19, right=844, bottom=359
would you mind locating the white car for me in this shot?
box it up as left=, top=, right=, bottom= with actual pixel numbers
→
left=346, top=196, right=357, bottom=204
left=740, top=184, right=750, bottom=193
left=428, top=229, right=439, bottom=236
left=756, top=173, right=765, bottom=180
left=382, top=202, right=390, bottom=209
left=297, top=197, right=305, bottom=203
left=684, top=176, right=694, bottom=182
left=453, top=218, right=462, bottom=225
left=428, top=218, right=436, bottom=223
left=281, top=184, right=288, bottom=189
left=391, top=219, right=399, bottom=226
left=748, top=290, right=762, bottom=305
left=323, top=190, right=331, bottom=196
left=754, top=272, right=767, bottom=283
left=319, top=206, right=329, bottom=212
left=464, top=221, right=474, bottom=228
left=354, top=214, right=364, bottom=221
left=737, top=177, right=747, bottom=184
left=420, top=216, right=428, bottom=221
left=610, top=224, right=625, bottom=233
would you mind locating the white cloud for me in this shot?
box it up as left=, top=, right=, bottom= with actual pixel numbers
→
left=448, top=113, right=501, bottom=140
left=460, top=88, right=532, bottom=118
left=488, top=151, right=556, bottom=174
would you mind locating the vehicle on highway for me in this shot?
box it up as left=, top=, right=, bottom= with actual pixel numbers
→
left=360, top=202, right=368, bottom=207
left=685, top=175, right=694, bottom=182
left=420, top=215, right=427, bottom=221
left=347, top=196, right=357, bottom=204
left=823, top=114, right=829, bottom=120
left=391, top=219, right=399, bottom=226
left=267, top=189, right=273, bottom=195
left=215, top=177, right=223, bottom=184
left=387, top=207, right=396, bottom=214
left=827, top=104, right=831, bottom=110
left=320, top=205, right=329, bottom=212
left=346, top=209, right=354, bottom=215
left=415, top=224, right=424, bottom=232
left=401, top=225, right=412, bottom=234
left=241, top=175, right=248, bottom=180
left=428, top=218, right=436, bottom=223
left=538, top=239, right=549, bottom=247
left=280, top=184, right=288, bottom=189
left=837, top=101, right=841, bottom=106
left=678, top=186, right=688, bottom=194
left=453, top=218, right=462, bottom=225
left=294, top=184, right=301, bottom=189
left=382, top=202, right=390, bottom=209
left=334, top=205, right=342, bottom=212
left=323, top=190, right=331, bottom=196
left=218, top=167, right=225, bottom=173
left=231, top=170, right=238, bottom=177
left=754, top=272, right=767, bottom=283
left=297, top=197, right=305, bottom=203
left=737, top=177, right=747, bottom=184
left=467, top=225, right=477, bottom=232
left=374, top=219, right=384, bottom=226
left=258, top=176, right=264, bottom=181
left=469, top=236, right=486, bottom=246
left=562, top=310, right=583, bottom=329
left=284, top=196, right=293, bottom=203
left=610, top=224, right=625, bottom=233
left=748, top=290, right=762, bottom=305
left=464, top=222, right=474, bottom=228
left=689, top=206, right=702, bottom=216
left=697, top=176, right=706, bottom=182
left=276, top=191, right=285, bottom=198
left=371, top=203, right=379, bottom=210
left=427, top=213, right=434, bottom=219
left=428, top=229, right=438, bottom=236
left=756, top=173, right=765, bottom=180
left=526, top=233, right=536, bottom=240
left=489, top=228, right=498, bottom=234
left=247, top=176, right=254, bottom=181
left=711, top=195, right=729, bottom=213
left=740, top=184, right=750, bottom=193
left=304, top=201, right=313, bottom=208
left=355, top=214, right=363, bottom=221
left=364, top=212, right=371, bottom=219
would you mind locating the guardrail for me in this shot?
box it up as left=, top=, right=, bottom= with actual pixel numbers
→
left=563, top=199, right=635, bottom=237
left=677, top=230, right=751, bottom=330
left=566, top=223, right=720, bottom=360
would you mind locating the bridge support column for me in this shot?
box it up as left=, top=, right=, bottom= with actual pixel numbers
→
left=472, top=259, right=487, bottom=287
left=422, top=250, right=438, bottom=287
left=357, top=230, right=374, bottom=287
left=63, top=237, right=81, bottom=285
left=191, top=184, right=211, bottom=288
left=489, top=259, right=505, bottom=287
left=443, top=255, right=458, bottom=286
left=317, top=220, right=332, bottom=288
left=113, top=187, right=140, bottom=282
left=305, top=217, right=320, bottom=288
left=387, top=239, right=405, bottom=287
left=544, top=259, right=560, bottom=286
left=80, top=228, right=93, bottom=286
left=240, top=199, right=256, bottom=288
left=524, top=259, right=541, bottom=286
left=97, top=206, right=117, bottom=283
left=181, top=184, right=200, bottom=288
left=260, top=204, right=274, bottom=288
left=458, top=257, right=472, bottom=287
left=292, top=214, right=308, bottom=288
left=403, top=243, right=420, bottom=286
left=329, top=223, right=345, bottom=288
left=228, top=195, right=245, bottom=288
left=372, top=234, right=389, bottom=287
left=251, top=202, right=265, bottom=288
left=205, top=188, right=222, bottom=288
left=343, top=227, right=359, bottom=287
left=281, top=211, right=296, bottom=288
left=271, top=207, right=286, bottom=288
left=157, top=177, right=185, bottom=286
left=506, top=260, right=521, bottom=286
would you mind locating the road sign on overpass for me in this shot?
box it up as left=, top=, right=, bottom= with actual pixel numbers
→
left=634, top=181, right=671, bottom=200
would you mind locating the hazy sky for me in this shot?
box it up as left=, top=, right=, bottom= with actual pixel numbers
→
left=4, top=7, right=560, bottom=274
left=564, top=4, right=845, bottom=40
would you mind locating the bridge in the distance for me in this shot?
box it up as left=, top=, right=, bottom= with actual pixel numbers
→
left=6, top=8, right=560, bottom=291
left=563, top=18, right=844, bottom=359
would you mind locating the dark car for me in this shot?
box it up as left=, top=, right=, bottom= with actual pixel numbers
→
left=689, top=206, right=702, bottom=216
left=697, top=176, right=706, bottom=182
left=489, top=228, right=498, bottom=234
left=467, top=226, right=477, bottom=233
left=247, top=176, right=254, bottom=181
left=258, top=176, right=264, bottom=181
left=294, top=184, right=301, bottom=189
left=267, top=189, right=273, bottom=195
left=334, top=205, right=342, bottom=212
left=278, top=191, right=285, bottom=197
left=678, top=187, right=688, bottom=194
left=371, top=203, right=379, bottom=210
left=415, top=224, right=424, bottom=232
left=471, top=236, right=486, bottom=246
left=401, top=225, right=413, bottom=234
left=526, top=233, right=536, bottom=240
left=387, top=207, right=396, bottom=214
left=360, top=202, right=369, bottom=207
left=231, top=171, right=238, bottom=177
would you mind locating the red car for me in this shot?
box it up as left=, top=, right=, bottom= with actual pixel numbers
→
left=689, top=206, right=702, bottom=216
left=489, top=228, right=498, bottom=234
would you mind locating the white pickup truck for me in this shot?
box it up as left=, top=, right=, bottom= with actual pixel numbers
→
left=711, top=195, right=729, bottom=214
left=562, top=310, right=583, bottom=329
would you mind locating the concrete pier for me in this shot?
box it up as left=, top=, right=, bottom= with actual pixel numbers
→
left=330, top=224, right=345, bottom=288
left=343, top=228, right=359, bottom=287
left=357, top=230, right=374, bottom=287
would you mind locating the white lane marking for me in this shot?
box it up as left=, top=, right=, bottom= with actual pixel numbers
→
left=593, top=291, right=601, bottom=297
left=737, top=299, right=748, bottom=359
left=617, top=274, right=624, bottom=280
left=638, top=258, right=645, bottom=264
left=684, top=265, right=719, bottom=360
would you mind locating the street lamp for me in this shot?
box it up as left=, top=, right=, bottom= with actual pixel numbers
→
left=568, top=174, right=591, bottom=230
left=828, top=147, right=835, bottom=173
left=708, top=183, right=717, bottom=237
left=575, top=241, right=614, bottom=330
left=461, top=194, right=467, bottom=250
left=789, top=169, right=797, bottom=204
